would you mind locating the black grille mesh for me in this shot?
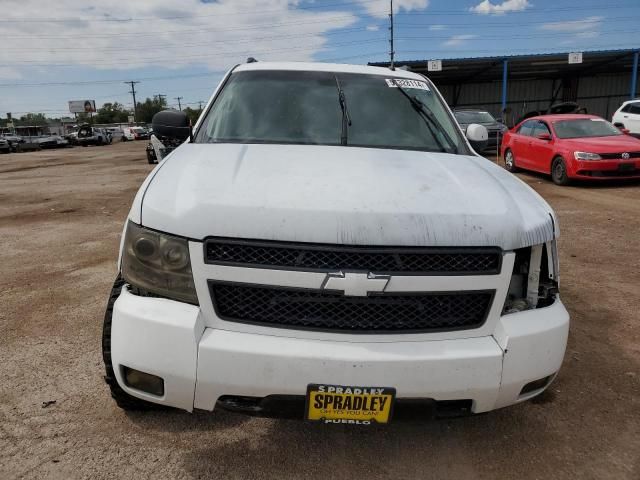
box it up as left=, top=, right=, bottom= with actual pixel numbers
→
left=598, top=151, right=640, bottom=160
left=205, top=240, right=501, bottom=275
left=210, top=282, right=493, bottom=333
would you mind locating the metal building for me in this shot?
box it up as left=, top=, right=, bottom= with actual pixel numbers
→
left=370, top=48, right=639, bottom=126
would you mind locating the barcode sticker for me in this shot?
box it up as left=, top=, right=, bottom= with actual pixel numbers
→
left=385, top=78, right=430, bottom=91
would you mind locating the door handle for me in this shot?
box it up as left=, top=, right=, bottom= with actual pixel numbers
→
left=623, top=115, right=629, bottom=118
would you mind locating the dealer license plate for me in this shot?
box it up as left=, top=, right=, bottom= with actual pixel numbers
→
left=306, top=384, right=395, bottom=425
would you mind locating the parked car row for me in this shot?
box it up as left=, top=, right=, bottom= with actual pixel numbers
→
left=0, top=133, right=68, bottom=152
left=0, top=124, right=153, bottom=154
left=450, top=102, right=640, bottom=185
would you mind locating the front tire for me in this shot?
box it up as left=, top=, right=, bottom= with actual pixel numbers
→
left=504, top=148, right=518, bottom=172
left=551, top=157, right=571, bottom=185
left=102, top=276, right=161, bottom=411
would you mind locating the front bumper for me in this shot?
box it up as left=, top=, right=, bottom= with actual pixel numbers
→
left=109, top=287, right=569, bottom=415
left=572, top=159, right=640, bottom=179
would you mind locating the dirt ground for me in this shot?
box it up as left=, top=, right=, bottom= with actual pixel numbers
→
left=1, top=141, right=639, bottom=480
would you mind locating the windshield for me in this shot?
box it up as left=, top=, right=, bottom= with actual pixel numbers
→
left=553, top=118, right=623, bottom=139
left=195, top=70, right=466, bottom=153
left=454, top=111, right=495, bottom=124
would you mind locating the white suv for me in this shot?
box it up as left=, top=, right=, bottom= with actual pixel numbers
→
left=102, top=62, right=569, bottom=423
left=612, top=100, right=640, bottom=136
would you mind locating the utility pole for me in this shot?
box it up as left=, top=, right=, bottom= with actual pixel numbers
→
left=124, top=81, right=140, bottom=122
left=174, top=96, right=183, bottom=110
left=198, top=101, right=204, bottom=111
left=156, top=94, right=167, bottom=106
left=389, top=0, right=395, bottom=69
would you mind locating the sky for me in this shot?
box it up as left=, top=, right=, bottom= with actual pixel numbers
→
left=0, top=0, right=639, bottom=118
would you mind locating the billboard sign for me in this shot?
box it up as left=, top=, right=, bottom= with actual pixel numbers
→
left=69, top=100, right=96, bottom=113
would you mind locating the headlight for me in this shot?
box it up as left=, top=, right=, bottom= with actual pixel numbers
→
left=503, top=241, right=559, bottom=315
left=121, top=221, right=198, bottom=304
left=574, top=151, right=601, bottom=160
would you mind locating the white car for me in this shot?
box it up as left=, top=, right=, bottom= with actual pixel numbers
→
left=103, top=62, right=569, bottom=423
left=612, top=100, right=640, bottom=136
left=121, top=127, right=136, bottom=141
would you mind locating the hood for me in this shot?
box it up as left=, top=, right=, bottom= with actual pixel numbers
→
left=561, top=135, right=640, bottom=153
left=139, top=144, right=555, bottom=250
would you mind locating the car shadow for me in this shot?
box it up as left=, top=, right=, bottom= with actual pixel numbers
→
left=174, top=405, right=552, bottom=479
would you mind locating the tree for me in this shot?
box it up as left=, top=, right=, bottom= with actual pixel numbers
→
left=95, top=102, right=130, bottom=124
left=136, top=97, right=168, bottom=124
left=183, top=107, right=203, bottom=125
left=15, top=113, right=48, bottom=126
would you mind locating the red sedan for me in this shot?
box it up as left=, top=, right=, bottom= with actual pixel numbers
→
left=501, top=114, right=640, bottom=185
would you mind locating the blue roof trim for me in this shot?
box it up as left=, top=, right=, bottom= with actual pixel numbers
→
left=369, top=48, right=640, bottom=65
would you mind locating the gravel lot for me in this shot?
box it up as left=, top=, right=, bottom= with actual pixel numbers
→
left=1, top=141, right=639, bottom=479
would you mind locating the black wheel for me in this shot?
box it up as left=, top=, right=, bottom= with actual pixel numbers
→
left=504, top=148, right=518, bottom=172
left=146, top=149, right=157, bottom=164
left=102, top=276, right=162, bottom=411
left=551, top=157, right=570, bottom=186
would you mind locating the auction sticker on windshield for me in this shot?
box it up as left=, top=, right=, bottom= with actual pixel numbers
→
left=385, top=78, right=430, bottom=91
left=306, top=384, right=396, bottom=424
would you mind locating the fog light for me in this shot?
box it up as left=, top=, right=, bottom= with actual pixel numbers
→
left=122, top=366, right=164, bottom=396
left=520, top=375, right=553, bottom=396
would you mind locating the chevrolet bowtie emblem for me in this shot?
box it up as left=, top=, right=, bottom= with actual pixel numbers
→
left=322, top=271, right=390, bottom=296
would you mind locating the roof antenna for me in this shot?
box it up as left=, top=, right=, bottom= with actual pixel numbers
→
left=388, top=0, right=395, bottom=70
left=246, top=57, right=258, bottom=63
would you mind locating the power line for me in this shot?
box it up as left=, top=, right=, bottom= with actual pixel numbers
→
left=0, top=71, right=225, bottom=88
left=0, top=0, right=381, bottom=23
left=0, top=1, right=633, bottom=24
left=395, top=29, right=640, bottom=41
left=390, top=44, right=640, bottom=58
left=0, top=38, right=388, bottom=67
left=3, top=22, right=375, bottom=43
left=396, top=16, right=635, bottom=28
left=393, top=3, right=638, bottom=15
left=0, top=43, right=634, bottom=91
left=0, top=12, right=365, bottom=30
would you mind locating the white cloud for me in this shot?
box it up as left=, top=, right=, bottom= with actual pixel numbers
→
left=356, top=0, right=429, bottom=19
left=428, top=25, right=446, bottom=31
left=540, top=16, right=603, bottom=32
left=366, top=24, right=380, bottom=31
left=0, top=0, right=358, bottom=72
left=574, top=31, right=600, bottom=39
left=470, top=0, right=531, bottom=15
left=442, top=34, right=477, bottom=47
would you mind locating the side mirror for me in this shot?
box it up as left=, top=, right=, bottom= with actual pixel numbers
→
left=536, top=133, right=552, bottom=141
left=466, top=123, right=488, bottom=151
left=621, top=128, right=631, bottom=135
left=151, top=110, right=191, bottom=141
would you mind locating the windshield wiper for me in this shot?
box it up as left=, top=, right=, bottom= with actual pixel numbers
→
left=334, top=75, right=352, bottom=145
left=392, top=82, right=458, bottom=154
